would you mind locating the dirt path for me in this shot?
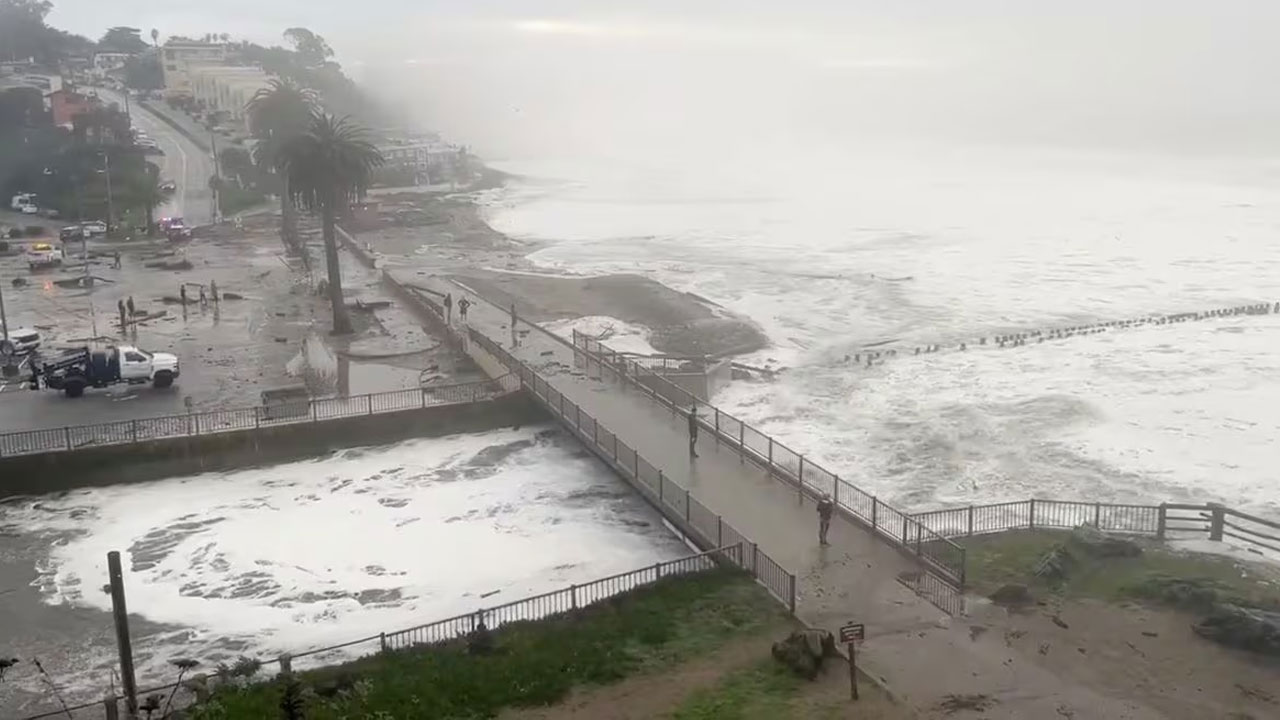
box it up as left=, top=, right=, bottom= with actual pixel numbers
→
left=500, top=619, right=909, bottom=720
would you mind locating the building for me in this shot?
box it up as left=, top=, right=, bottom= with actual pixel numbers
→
left=91, top=52, right=133, bottom=78
left=0, top=69, right=63, bottom=95
left=376, top=140, right=466, bottom=185
left=45, top=88, right=100, bottom=128
left=188, top=65, right=272, bottom=132
left=160, top=41, right=227, bottom=97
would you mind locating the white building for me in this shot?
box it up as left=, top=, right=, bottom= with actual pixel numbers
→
left=91, top=52, right=133, bottom=78
left=188, top=65, right=272, bottom=132
left=161, top=41, right=226, bottom=97
left=376, top=140, right=465, bottom=184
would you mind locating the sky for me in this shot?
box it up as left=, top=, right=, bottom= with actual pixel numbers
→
left=46, top=1, right=1280, bottom=159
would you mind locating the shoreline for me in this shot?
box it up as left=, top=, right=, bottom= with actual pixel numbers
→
left=358, top=178, right=771, bottom=359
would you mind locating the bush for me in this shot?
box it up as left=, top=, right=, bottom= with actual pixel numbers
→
left=24, top=225, right=43, bottom=237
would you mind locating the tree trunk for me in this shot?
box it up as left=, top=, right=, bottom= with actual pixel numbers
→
left=321, top=200, right=354, bottom=335
left=279, top=173, right=296, bottom=254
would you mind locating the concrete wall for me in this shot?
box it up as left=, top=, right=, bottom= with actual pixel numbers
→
left=0, top=393, right=544, bottom=497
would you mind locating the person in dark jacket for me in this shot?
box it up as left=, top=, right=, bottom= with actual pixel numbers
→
left=817, top=494, right=835, bottom=545
left=687, top=405, right=699, bottom=458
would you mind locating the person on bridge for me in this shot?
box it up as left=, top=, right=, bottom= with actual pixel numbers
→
left=687, top=405, right=699, bottom=458
left=444, top=293, right=454, bottom=323
left=458, top=297, right=471, bottom=322
left=817, top=493, right=835, bottom=545
left=510, top=303, right=519, bottom=346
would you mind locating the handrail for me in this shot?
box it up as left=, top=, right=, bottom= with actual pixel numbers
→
left=570, top=330, right=968, bottom=588
left=0, top=374, right=520, bottom=459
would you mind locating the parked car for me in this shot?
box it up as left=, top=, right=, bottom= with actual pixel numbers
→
left=20, top=204, right=39, bottom=215
left=26, top=242, right=63, bottom=270
left=82, top=220, right=107, bottom=235
left=160, top=181, right=177, bottom=193
left=0, top=324, right=41, bottom=355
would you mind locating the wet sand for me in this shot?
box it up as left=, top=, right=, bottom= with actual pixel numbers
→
left=357, top=194, right=769, bottom=358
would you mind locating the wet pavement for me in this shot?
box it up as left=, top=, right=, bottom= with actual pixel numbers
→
left=429, top=275, right=1172, bottom=720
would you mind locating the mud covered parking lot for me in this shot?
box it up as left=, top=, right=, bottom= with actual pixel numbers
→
left=0, top=218, right=322, bottom=433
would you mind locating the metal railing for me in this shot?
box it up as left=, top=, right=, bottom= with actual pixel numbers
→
left=469, top=325, right=798, bottom=611
left=0, top=375, right=520, bottom=458
left=569, top=331, right=968, bottom=589
left=912, top=499, right=1280, bottom=557
left=19, top=545, right=748, bottom=720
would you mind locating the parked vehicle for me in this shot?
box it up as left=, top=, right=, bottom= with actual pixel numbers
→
left=10, top=193, right=36, bottom=210
left=30, top=344, right=180, bottom=398
left=26, top=242, right=63, bottom=270
left=82, top=220, right=107, bottom=235
left=20, top=204, right=39, bottom=215
left=0, top=325, right=41, bottom=355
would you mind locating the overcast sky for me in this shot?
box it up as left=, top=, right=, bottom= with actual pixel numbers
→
left=48, top=1, right=1280, bottom=159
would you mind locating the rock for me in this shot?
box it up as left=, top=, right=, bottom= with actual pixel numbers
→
left=1193, top=604, right=1280, bottom=656
left=731, top=367, right=753, bottom=381
left=1052, top=615, right=1070, bottom=629
left=990, top=584, right=1034, bottom=607
left=11, top=277, right=26, bottom=287
left=222, top=292, right=244, bottom=300
left=771, top=629, right=835, bottom=680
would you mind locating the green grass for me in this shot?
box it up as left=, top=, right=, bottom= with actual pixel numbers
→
left=965, top=529, right=1280, bottom=610
left=671, top=659, right=801, bottom=720
left=189, top=568, right=787, bottom=720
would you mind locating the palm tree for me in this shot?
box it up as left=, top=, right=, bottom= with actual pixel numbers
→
left=150, top=28, right=159, bottom=48
left=131, top=162, right=172, bottom=235
left=246, top=79, right=317, bottom=254
left=279, top=113, right=383, bottom=335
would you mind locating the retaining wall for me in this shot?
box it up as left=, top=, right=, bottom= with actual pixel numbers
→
left=0, top=392, right=543, bottom=496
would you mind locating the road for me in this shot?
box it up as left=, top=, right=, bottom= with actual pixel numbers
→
left=96, top=89, right=215, bottom=226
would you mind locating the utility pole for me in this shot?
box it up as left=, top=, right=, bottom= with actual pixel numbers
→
left=102, top=152, right=116, bottom=231
left=107, top=551, right=139, bottom=719
left=210, top=130, right=221, bottom=224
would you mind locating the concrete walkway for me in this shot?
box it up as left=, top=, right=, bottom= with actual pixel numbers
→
left=412, top=272, right=1168, bottom=720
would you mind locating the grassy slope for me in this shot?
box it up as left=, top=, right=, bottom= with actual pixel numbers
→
left=191, top=568, right=789, bottom=719
left=964, top=529, right=1280, bottom=609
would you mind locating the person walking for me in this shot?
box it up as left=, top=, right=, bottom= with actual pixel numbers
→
left=117, top=299, right=127, bottom=330
left=458, top=297, right=471, bottom=322
left=510, top=303, right=519, bottom=346
left=112, top=251, right=122, bottom=269
left=210, top=279, right=219, bottom=304
left=817, top=493, right=835, bottom=545
left=687, top=405, right=699, bottom=458
left=199, top=285, right=207, bottom=308
left=444, top=293, right=453, bottom=324
left=126, top=296, right=135, bottom=317
left=179, top=284, right=187, bottom=306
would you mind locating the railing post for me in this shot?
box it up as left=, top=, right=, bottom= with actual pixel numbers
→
left=967, top=505, right=975, bottom=537
left=684, top=491, right=690, bottom=522
left=738, top=423, right=745, bottom=463
left=593, top=421, right=598, bottom=445
left=788, top=573, right=796, bottom=614
left=575, top=404, right=580, bottom=428
left=654, top=562, right=663, bottom=580
left=379, top=632, right=387, bottom=653
left=367, top=394, right=374, bottom=415
left=798, top=456, right=805, bottom=499
left=872, top=497, right=879, bottom=530
left=717, top=515, right=722, bottom=546
left=633, top=447, right=639, bottom=476
left=1093, top=501, right=1101, bottom=527
left=768, top=438, right=774, bottom=469
left=1156, top=504, right=1167, bottom=540
left=1208, top=503, right=1225, bottom=541
left=959, top=546, right=967, bottom=588
left=64, top=426, right=72, bottom=450
left=612, top=433, right=617, bottom=458
left=193, top=413, right=200, bottom=435
left=659, top=470, right=664, bottom=503
left=833, top=476, right=840, bottom=505
left=751, top=542, right=758, bottom=575
left=102, top=692, right=119, bottom=720
left=901, top=515, right=908, bottom=544
left=131, top=420, right=138, bottom=443
left=571, top=584, right=578, bottom=610
left=421, top=388, right=427, bottom=408
left=311, top=399, right=317, bottom=422
left=277, top=653, right=292, bottom=676
left=1028, top=499, right=1036, bottom=529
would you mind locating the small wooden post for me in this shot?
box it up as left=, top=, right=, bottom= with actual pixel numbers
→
left=798, top=457, right=805, bottom=499
left=379, top=632, right=388, bottom=653
left=107, top=551, right=138, bottom=720
left=833, top=476, right=840, bottom=505
left=1094, top=501, right=1102, bottom=528
left=570, top=584, right=579, bottom=610
left=967, top=505, right=975, bottom=537
left=738, top=423, right=745, bottom=462
left=848, top=642, right=859, bottom=700
left=768, top=438, right=774, bottom=470
left=1208, top=503, right=1225, bottom=541
left=871, top=497, right=879, bottom=530
left=717, top=516, right=723, bottom=546
left=659, top=471, right=664, bottom=503
left=102, top=693, right=119, bottom=720
left=277, top=654, right=292, bottom=676
left=1156, top=504, right=1168, bottom=540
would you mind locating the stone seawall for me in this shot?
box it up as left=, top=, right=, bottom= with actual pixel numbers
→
left=0, top=392, right=544, bottom=496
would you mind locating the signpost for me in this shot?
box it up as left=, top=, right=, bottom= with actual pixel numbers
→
left=839, top=622, right=865, bottom=700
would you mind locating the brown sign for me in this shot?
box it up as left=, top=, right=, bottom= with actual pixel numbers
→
left=839, top=623, right=865, bottom=644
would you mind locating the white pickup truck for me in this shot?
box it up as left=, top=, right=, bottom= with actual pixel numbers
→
left=32, top=344, right=181, bottom=397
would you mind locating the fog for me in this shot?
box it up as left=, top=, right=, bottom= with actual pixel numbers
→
left=50, top=2, right=1280, bottom=162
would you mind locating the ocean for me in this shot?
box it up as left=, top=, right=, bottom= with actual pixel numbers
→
left=480, top=141, right=1280, bottom=521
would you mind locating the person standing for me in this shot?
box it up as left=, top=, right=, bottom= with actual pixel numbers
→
left=458, top=297, right=471, bottom=322
left=210, top=279, right=219, bottom=304
left=112, top=251, right=121, bottom=269
left=687, top=405, right=699, bottom=458
left=510, top=303, right=519, bottom=346
left=817, top=494, right=835, bottom=545
left=199, top=286, right=207, bottom=308
left=126, top=296, right=135, bottom=317
left=444, top=293, right=453, bottom=324
left=179, top=284, right=187, bottom=306
left=117, top=299, right=127, bottom=330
